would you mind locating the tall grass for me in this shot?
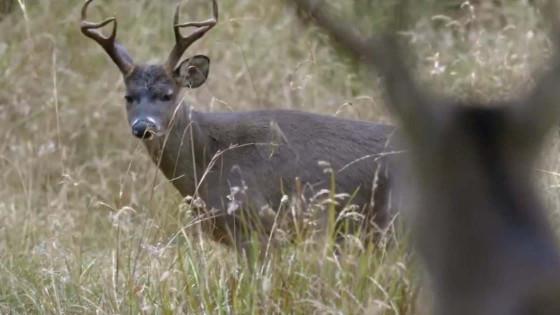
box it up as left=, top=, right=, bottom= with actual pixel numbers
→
left=0, top=0, right=558, bottom=314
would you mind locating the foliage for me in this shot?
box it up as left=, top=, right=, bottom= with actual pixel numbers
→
left=0, top=0, right=559, bottom=314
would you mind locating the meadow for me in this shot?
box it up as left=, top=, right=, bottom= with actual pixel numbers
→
left=1, top=0, right=559, bottom=314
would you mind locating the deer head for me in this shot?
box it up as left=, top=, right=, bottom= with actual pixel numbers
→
left=80, top=0, right=218, bottom=140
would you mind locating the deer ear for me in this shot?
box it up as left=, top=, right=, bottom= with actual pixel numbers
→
left=173, top=55, right=210, bottom=88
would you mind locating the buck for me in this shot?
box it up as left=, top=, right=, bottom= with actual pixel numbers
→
left=80, top=0, right=399, bottom=254
left=293, top=0, right=560, bottom=314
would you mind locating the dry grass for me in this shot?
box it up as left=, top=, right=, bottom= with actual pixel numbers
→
left=0, top=0, right=559, bottom=314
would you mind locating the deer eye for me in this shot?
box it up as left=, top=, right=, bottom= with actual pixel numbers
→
left=160, top=92, right=173, bottom=102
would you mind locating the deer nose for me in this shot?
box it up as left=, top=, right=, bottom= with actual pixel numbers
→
left=131, top=119, right=157, bottom=139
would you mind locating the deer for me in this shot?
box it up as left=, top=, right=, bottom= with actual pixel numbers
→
left=292, top=0, right=560, bottom=314
left=79, top=0, right=400, bottom=257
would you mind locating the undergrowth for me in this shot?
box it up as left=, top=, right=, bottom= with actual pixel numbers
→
left=0, top=1, right=559, bottom=314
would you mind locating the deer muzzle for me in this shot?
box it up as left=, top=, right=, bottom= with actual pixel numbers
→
left=131, top=118, right=159, bottom=140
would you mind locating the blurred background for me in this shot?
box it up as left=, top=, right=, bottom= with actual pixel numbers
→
left=1, top=0, right=559, bottom=313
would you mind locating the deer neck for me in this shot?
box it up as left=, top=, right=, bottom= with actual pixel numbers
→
left=142, top=103, right=211, bottom=198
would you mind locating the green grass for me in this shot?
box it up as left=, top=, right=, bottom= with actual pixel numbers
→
left=0, top=0, right=559, bottom=314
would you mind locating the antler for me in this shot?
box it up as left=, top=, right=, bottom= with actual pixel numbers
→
left=80, top=0, right=134, bottom=75
left=166, top=0, right=218, bottom=71
left=290, top=0, right=437, bottom=144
